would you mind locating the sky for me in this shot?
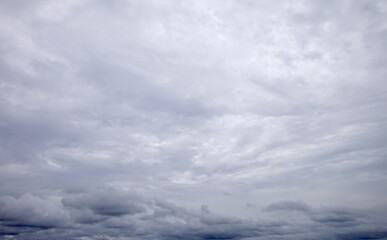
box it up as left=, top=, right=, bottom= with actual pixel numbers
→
left=0, top=0, right=387, bottom=239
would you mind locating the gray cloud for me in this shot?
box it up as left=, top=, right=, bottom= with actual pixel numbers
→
left=62, top=186, right=146, bottom=220
left=0, top=189, right=386, bottom=240
left=264, top=200, right=311, bottom=212
left=1, top=0, right=387, bottom=239
left=0, top=193, right=70, bottom=234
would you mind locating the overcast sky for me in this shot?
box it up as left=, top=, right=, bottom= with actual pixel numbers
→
left=1, top=0, right=387, bottom=239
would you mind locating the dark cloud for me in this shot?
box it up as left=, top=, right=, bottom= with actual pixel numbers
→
left=0, top=192, right=386, bottom=240
left=62, top=186, right=146, bottom=221
left=337, top=230, right=387, bottom=240
left=310, top=208, right=360, bottom=227
left=0, top=193, right=70, bottom=237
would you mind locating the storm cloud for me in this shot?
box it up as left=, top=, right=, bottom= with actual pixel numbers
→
left=1, top=0, right=387, bottom=239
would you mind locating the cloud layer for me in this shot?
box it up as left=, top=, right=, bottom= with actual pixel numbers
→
left=1, top=0, right=386, bottom=239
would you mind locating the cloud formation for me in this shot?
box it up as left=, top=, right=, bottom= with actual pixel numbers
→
left=1, top=0, right=386, bottom=239
left=1, top=192, right=387, bottom=240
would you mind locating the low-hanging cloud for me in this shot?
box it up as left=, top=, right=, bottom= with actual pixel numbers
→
left=1, top=190, right=386, bottom=240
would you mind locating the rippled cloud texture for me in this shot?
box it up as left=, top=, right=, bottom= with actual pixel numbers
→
left=1, top=0, right=387, bottom=239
